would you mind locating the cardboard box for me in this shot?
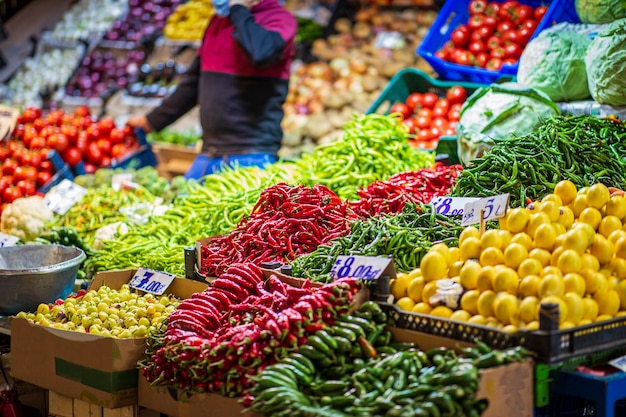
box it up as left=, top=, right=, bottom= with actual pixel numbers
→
left=389, top=327, right=534, bottom=417
left=10, top=269, right=207, bottom=409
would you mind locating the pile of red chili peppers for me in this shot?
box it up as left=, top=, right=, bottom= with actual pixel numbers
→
left=349, top=164, right=463, bottom=217
left=200, top=183, right=358, bottom=277
left=140, top=263, right=362, bottom=397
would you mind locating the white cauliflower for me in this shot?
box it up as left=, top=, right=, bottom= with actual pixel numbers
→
left=93, top=222, right=129, bottom=250
left=1, top=196, right=54, bottom=242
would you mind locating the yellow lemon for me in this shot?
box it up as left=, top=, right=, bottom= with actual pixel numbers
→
left=460, top=237, right=482, bottom=261
left=501, top=324, right=519, bottom=334
left=539, top=274, right=565, bottom=298
left=506, top=208, right=531, bottom=234
left=581, top=269, right=602, bottom=294
left=598, top=289, right=620, bottom=316
left=563, top=292, right=584, bottom=325
left=614, top=236, right=626, bottom=260
left=412, top=302, right=432, bottom=314
left=391, top=274, right=412, bottom=300
left=429, top=243, right=453, bottom=266
left=526, top=201, right=539, bottom=213
left=529, top=248, right=552, bottom=267
left=449, top=247, right=461, bottom=263
left=550, top=246, right=565, bottom=267
left=608, top=230, right=626, bottom=247
left=511, top=232, right=533, bottom=251
left=572, top=222, right=596, bottom=246
left=519, top=275, right=542, bottom=298
left=542, top=266, right=563, bottom=278
left=421, top=251, right=448, bottom=282
left=493, top=293, right=519, bottom=325
left=492, top=267, right=519, bottom=295
left=527, top=212, right=551, bottom=238
left=581, top=297, right=598, bottom=321
left=563, top=273, right=586, bottom=297
left=450, top=310, right=471, bottom=322
left=554, top=180, right=578, bottom=205
left=518, top=258, right=543, bottom=278
left=460, top=290, right=480, bottom=315
left=557, top=249, right=582, bottom=274
left=480, top=247, right=504, bottom=267
left=477, top=290, right=497, bottom=318
left=579, top=207, right=603, bottom=230
left=498, top=230, right=513, bottom=249
left=407, top=268, right=422, bottom=279
left=477, top=266, right=496, bottom=291
left=539, top=200, right=561, bottom=223
left=542, top=193, right=563, bottom=206
left=596, top=314, right=614, bottom=322
left=525, top=321, right=540, bottom=330
left=561, top=229, right=588, bottom=254
left=599, top=215, right=623, bottom=238
left=581, top=253, right=600, bottom=271
left=609, top=257, right=626, bottom=279
left=407, top=276, right=425, bottom=303
left=519, top=296, right=540, bottom=323
left=579, top=319, right=593, bottom=326
left=503, top=243, right=528, bottom=270
left=396, top=297, right=416, bottom=311
left=570, top=194, right=589, bottom=218
left=499, top=215, right=508, bottom=230
left=560, top=321, right=576, bottom=329
left=590, top=234, right=614, bottom=265
left=557, top=206, right=575, bottom=230
left=616, top=280, right=626, bottom=310
left=448, top=260, right=464, bottom=278
left=459, top=226, right=480, bottom=245
left=485, top=319, right=501, bottom=328
left=586, top=183, right=611, bottom=210
left=430, top=305, right=454, bottom=318
left=617, top=311, right=626, bottom=318
left=468, top=315, right=488, bottom=325
left=606, top=195, right=626, bottom=220
left=541, top=295, right=569, bottom=323
left=459, top=260, right=481, bottom=290
left=534, top=223, right=557, bottom=250
left=422, top=281, right=439, bottom=304
left=553, top=222, right=567, bottom=237
left=481, top=229, right=503, bottom=250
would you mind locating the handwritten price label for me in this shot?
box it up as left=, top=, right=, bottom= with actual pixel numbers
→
left=609, top=355, right=626, bottom=372
left=129, top=267, right=176, bottom=295
left=330, top=255, right=392, bottom=280
left=0, top=232, right=19, bottom=247
left=112, top=173, right=133, bottom=191
left=461, top=194, right=510, bottom=226
left=0, top=105, right=19, bottom=141
left=44, top=179, right=88, bottom=215
left=430, top=197, right=479, bottom=216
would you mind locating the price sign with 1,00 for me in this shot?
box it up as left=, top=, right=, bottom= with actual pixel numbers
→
left=330, top=255, right=392, bottom=280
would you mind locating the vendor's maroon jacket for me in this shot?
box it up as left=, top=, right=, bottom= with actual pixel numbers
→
left=146, top=0, right=297, bottom=157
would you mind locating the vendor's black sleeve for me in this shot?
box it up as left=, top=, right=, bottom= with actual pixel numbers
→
left=229, top=5, right=287, bottom=67
left=146, top=56, right=200, bottom=132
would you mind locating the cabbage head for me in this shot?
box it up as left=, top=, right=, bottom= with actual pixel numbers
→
left=575, top=0, right=626, bottom=24
left=585, top=18, right=626, bottom=106
left=518, top=31, right=591, bottom=102
left=457, top=83, right=560, bottom=166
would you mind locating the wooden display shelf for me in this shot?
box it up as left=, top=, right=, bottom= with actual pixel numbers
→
left=152, top=142, right=200, bottom=179
left=48, top=391, right=162, bottom=417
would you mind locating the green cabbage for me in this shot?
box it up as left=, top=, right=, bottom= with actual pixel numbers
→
left=575, top=0, right=626, bottom=24
left=585, top=18, right=626, bottom=106
left=457, top=83, right=560, bottom=165
left=517, top=31, right=591, bottom=102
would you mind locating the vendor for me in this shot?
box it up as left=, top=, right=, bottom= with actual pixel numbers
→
left=127, top=0, right=297, bottom=179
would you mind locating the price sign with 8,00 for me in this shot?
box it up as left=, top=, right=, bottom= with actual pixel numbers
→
left=461, top=193, right=510, bottom=226
left=330, top=255, right=392, bottom=280
left=129, top=267, right=176, bottom=295
left=430, top=196, right=479, bottom=216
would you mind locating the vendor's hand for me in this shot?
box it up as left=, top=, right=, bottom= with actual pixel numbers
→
left=229, top=0, right=261, bottom=9
left=126, top=115, right=153, bottom=133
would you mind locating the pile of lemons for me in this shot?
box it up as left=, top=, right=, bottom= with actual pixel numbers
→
left=164, top=0, right=215, bottom=42
left=391, top=180, right=626, bottom=332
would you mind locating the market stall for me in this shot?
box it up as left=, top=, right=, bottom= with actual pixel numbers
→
left=0, top=0, right=626, bottom=416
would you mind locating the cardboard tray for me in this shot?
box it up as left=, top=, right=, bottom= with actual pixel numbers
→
left=10, top=269, right=207, bottom=409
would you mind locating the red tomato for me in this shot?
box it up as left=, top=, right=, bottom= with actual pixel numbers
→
left=448, top=108, right=461, bottom=122
left=503, top=58, right=519, bottom=66
left=483, top=15, right=498, bottom=29
left=76, top=136, right=88, bottom=153
left=98, top=117, right=115, bottom=136
left=84, top=163, right=97, bottom=174
left=32, top=119, right=45, bottom=132
left=111, top=144, right=129, bottom=159
left=513, top=5, right=534, bottom=24
left=2, top=159, right=18, bottom=176
left=486, top=57, right=504, bottom=70
left=490, top=46, right=506, bottom=59
left=430, top=127, right=442, bottom=139
left=451, top=28, right=471, bottom=48
left=443, top=127, right=457, bottom=137
left=37, top=171, right=53, bottom=188
left=433, top=106, right=448, bottom=118
left=86, top=124, right=100, bottom=141
left=16, top=180, right=36, bottom=196
left=86, top=143, right=103, bottom=165
left=61, top=113, right=74, bottom=125
left=435, top=49, right=448, bottom=60
left=417, top=129, right=433, bottom=142
left=468, top=40, right=486, bottom=55
left=40, top=160, right=53, bottom=172
left=14, top=166, right=37, bottom=183
left=486, top=35, right=502, bottom=50
left=63, top=147, right=83, bottom=167
left=497, top=21, right=515, bottom=34
left=22, top=129, right=36, bottom=148
left=534, top=5, right=548, bottom=21
left=468, top=14, right=486, bottom=30
left=0, top=177, right=11, bottom=196
left=47, top=133, right=69, bottom=153
left=447, top=87, right=468, bottom=105
left=421, top=93, right=439, bottom=109
left=417, top=108, right=433, bottom=119
left=0, top=147, right=8, bottom=160
left=485, top=2, right=500, bottom=17
left=523, top=18, right=538, bottom=32
left=390, top=103, right=411, bottom=119
left=61, top=125, right=79, bottom=145
left=416, top=115, right=431, bottom=129
left=3, top=186, right=22, bottom=204
left=443, top=40, right=456, bottom=50
left=97, top=139, right=112, bottom=156
left=109, top=128, right=126, bottom=145
left=504, top=43, right=523, bottom=59
left=502, top=29, right=522, bottom=45
left=402, top=117, right=418, bottom=133
left=435, top=98, right=450, bottom=111
left=498, top=1, right=519, bottom=21
left=432, top=117, right=449, bottom=129
left=468, top=0, right=488, bottom=15
left=473, top=25, right=494, bottom=41
left=475, top=51, right=489, bottom=67
left=30, top=136, right=46, bottom=150
left=517, top=27, right=533, bottom=45
left=74, top=105, right=91, bottom=118
left=101, top=156, right=112, bottom=167
left=405, top=93, right=423, bottom=113
left=455, top=50, right=476, bottom=66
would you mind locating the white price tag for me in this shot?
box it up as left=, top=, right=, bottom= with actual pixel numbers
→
left=0, top=105, right=19, bottom=141
left=44, top=179, right=88, bottom=215
left=330, top=255, right=393, bottom=280
left=609, top=355, right=626, bottom=373
left=129, top=267, right=176, bottom=295
left=461, top=194, right=510, bottom=226
left=430, top=196, right=480, bottom=216
left=112, top=173, right=133, bottom=191
left=0, top=232, right=20, bottom=247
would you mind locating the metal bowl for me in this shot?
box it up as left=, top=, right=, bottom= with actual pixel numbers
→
left=0, top=245, right=86, bottom=315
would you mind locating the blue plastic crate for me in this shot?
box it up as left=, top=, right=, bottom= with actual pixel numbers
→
left=37, top=150, right=75, bottom=194
left=418, top=0, right=580, bottom=83
left=110, top=129, right=158, bottom=169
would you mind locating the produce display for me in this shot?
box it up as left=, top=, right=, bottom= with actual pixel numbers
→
left=1, top=196, right=53, bottom=242
left=126, top=60, right=181, bottom=99
left=48, top=0, right=126, bottom=42
left=394, top=180, right=626, bottom=331
left=453, top=116, right=626, bottom=207
left=147, top=128, right=200, bottom=147
left=163, top=0, right=214, bottom=42
left=103, top=0, right=182, bottom=44
left=16, top=284, right=180, bottom=338
left=575, top=0, right=626, bottom=24
left=435, top=0, right=548, bottom=70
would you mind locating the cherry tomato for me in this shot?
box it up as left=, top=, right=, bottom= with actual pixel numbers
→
left=16, top=180, right=36, bottom=196
left=443, top=127, right=457, bottom=137
left=402, top=117, right=418, bottom=134
left=39, top=160, right=52, bottom=172
left=430, top=127, right=442, bottom=139
left=47, top=133, right=69, bottom=153
left=490, top=46, right=506, bottom=59
left=446, top=86, right=468, bottom=105
left=32, top=119, right=45, bottom=132
left=473, top=25, right=494, bottom=41
left=14, top=166, right=38, bottom=183
left=523, top=18, right=539, bottom=31
left=0, top=147, right=8, bottom=160
left=504, top=43, right=523, bottom=59
left=513, top=5, right=534, bottom=24
left=486, top=36, right=502, bottom=50
left=455, top=50, right=476, bottom=66
left=517, top=27, right=533, bottom=45
left=433, top=106, right=448, bottom=118
left=61, top=125, right=79, bottom=145
left=475, top=51, right=489, bottom=67
left=468, top=14, right=486, bottom=30
left=504, top=29, right=523, bottom=45
left=390, top=103, right=411, bottom=119
left=417, top=108, right=433, bottom=119
left=486, top=57, right=504, bottom=70
left=432, top=117, right=449, bottom=130
left=405, top=93, right=423, bottom=113
left=3, top=186, right=23, bottom=204
left=30, top=137, right=46, bottom=150
left=448, top=108, right=461, bottom=122
left=0, top=177, right=11, bottom=197
left=435, top=49, right=448, bottom=60
left=417, top=129, right=433, bottom=142
left=37, top=171, right=53, bottom=188
left=534, top=5, right=548, bottom=21
left=63, top=147, right=83, bottom=167
left=468, top=40, right=486, bottom=55
left=468, top=0, right=488, bottom=15
left=421, top=93, right=439, bottom=109
left=451, top=28, right=471, bottom=48
left=485, top=2, right=500, bottom=17
left=22, top=129, right=36, bottom=148
left=497, top=21, right=515, bottom=34
left=483, top=15, right=498, bottom=29
left=498, top=1, right=520, bottom=21
left=416, top=115, right=431, bottom=129
left=2, top=159, right=18, bottom=176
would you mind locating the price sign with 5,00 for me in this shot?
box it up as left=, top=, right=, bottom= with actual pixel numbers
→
left=129, top=267, right=176, bottom=295
left=461, top=194, right=510, bottom=226
left=330, top=255, right=392, bottom=280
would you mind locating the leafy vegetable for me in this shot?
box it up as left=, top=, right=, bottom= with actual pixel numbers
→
left=575, top=0, right=626, bottom=24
